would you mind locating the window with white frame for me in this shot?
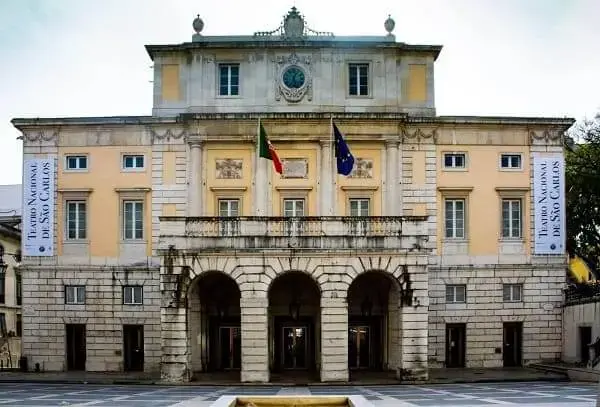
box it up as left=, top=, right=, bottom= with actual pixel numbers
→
left=123, top=285, right=143, bottom=305
left=66, top=200, right=87, bottom=240
left=445, top=199, right=465, bottom=238
left=500, top=154, right=522, bottom=169
left=503, top=283, right=522, bottom=302
left=66, top=155, right=87, bottom=170
left=283, top=199, right=305, bottom=217
left=123, top=200, right=144, bottom=240
left=218, top=199, right=240, bottom=235
left=443, top=153, right=466, bottom=169
left=65, top=285, right=85, bottom=305
left=349, top=198, right=370, bottom=216
left=219, top=64, right=240, bottom=96
left=502, top=199, right=522, bottom=239
left=348, top=63, right=369, bottom=96
left=445, top=285, right=466, bottom=303
left=122, top=155, right=144, bottom=170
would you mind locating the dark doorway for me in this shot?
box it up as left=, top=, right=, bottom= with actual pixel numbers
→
left=503, top=322, right=523, bottom=367
left=579, top=326, right=592, bottom=365
left=66, top=324, right=86, bottom=371
left=272, top=317, right=316, bottom=372
left=123, top=324, right=144, bottom=371
left=445, top=323, right=466, bottom=368
left=348, top=317, right=383, bottom=370
left=216, top=324, right=241, bottom=370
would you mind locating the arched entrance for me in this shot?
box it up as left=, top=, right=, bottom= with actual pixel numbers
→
left=347, top=271, right=400, bottom=377
left=268, top=271, right=321, bottom=381
left=188, top=271, right=241, bottom=380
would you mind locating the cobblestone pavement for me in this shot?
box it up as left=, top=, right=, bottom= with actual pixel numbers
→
left=0, top=381, right=596, bottom=406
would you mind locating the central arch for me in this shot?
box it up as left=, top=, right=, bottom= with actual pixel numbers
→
left=347, top=271, right=400, bottom=378
left=188, top=271, right=241, bottom=380
left=267, top=271, right=321, bottom=381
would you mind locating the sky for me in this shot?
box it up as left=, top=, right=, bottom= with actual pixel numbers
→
left=0, top=0, right=599, bottom=185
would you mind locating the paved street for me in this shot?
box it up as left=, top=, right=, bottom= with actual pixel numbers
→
left=0, top=381, right=596, bottom=406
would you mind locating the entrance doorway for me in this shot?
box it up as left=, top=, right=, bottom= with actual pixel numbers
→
left=66, top=324, right=86, bottom=371
left=123, top=324, right=144, bottom=371
left=503, top=322, right=523, bottom=367
left=348, top=325, right=371, bottom=369
left=218, top=326, right=241, bottom=370
left=268, top=272, right=320, bottom=378
left=579, top=326, right=592, bottom=365
left=445, top=323, right=466, bottom=368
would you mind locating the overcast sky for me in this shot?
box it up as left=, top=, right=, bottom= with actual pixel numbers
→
left=1, top=0, right=598, bottom=185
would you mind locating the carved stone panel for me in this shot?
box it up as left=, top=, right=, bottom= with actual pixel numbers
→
left=349, top=158, right=373, bottom=178
left=216, top=159, right=243, bottom=179
left=282, top=158, right=308, bottom=179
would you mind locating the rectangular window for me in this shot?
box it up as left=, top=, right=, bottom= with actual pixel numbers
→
left=16, top=314, right=22, bottom=337
left=123, top=200, right=144, bottom=240
left=219, top=64, right=240, bottom=96
left=122, top=155, right=144, bottom=170
left=502, top=199, right=522, bottom=239
left=500, top=154, right=522, bottom=169
left=445, top=285, right=466, bottom=303
left=0, top=313, right=5, bottom=337
left=348, top=63, right=369, bottom=96
left=445, top=199, right=465, bottom=238
left=16, top=273, right=21, bottom=306
left=218, top=199, right=240, bottom=235
left=123, top=286, right=143, bottom=305
left=65, top=285, right=85, bottom=305
left=66, top=155, right=87, bottom=170
left=444, top=153, right=466, bottom=169
left=283, top=199, right=305, bottom=217
left=349, top=199, right=370, bottom=216
left=503, top=284, right=522, bottom=302
left=0, top=270, right=4, bottom=304
left=66, top=200, right=87, bottom=240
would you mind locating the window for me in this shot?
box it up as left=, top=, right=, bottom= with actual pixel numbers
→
left=503, top=284, right=522, bottom=302
left=219, top=64, right=240, bottom=96
left=349, top=199, right=370, bottom=216
left=445, top=199, right=465, bottom=239
left=0, top=313, right=5, bottom=337
left=444, top=153, right=466, bottom=169
left=16, top=314, right=22, bottom=337
left=283, top=199, right=305, bottom=217
left=15, top=273, right=21, bottom=306
left=123, top=200, right=144, bottom=240
left=502, top=199, right=522, bottom=239
left=122, top=155, right=144, bottom=170
left=218, top=199, right=240, bottom=235
left=348, top=63, right=369, bottom=96
left=0, top=270, right=4, bottom=304
left=446, top=285, right=466, bottom=303
left=123, top=286, right=143, bottom=305
left=66, top=155, right=87, bottom=170
left=500, top=154, right=522, bottom=169
left=66, top=200, right=87, bottom=240
left=65, top=285, right=85, bottom=305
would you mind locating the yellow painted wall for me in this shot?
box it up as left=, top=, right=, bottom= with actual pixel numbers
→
left=57, top=146, right=152, bottom=257
left=436, top=145, right=531, bottom=255
left=205, top=145, right=254, bottom=216
left=337, top=146, right=383, bottom=216
left=161, top=64, right=180, bottom=102
left=272, top=143, right=318, bottom=216
left=407, top=64, right=428, bottom=102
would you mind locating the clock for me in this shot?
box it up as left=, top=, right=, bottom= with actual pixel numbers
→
left=282, top=66, right=306, bottom=89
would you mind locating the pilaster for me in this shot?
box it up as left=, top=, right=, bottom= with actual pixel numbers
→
left=320, top=296, right=349, bottom=382
left=319, top=140, right=334, bottom=216
left=187, top=136, right=203, bottom=217
left=384, top=139, right=400, bottom=215
left=240, top=296, right=269, bottom=382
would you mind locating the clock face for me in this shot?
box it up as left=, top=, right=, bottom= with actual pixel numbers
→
left=282, top=66, right=306, bottom=89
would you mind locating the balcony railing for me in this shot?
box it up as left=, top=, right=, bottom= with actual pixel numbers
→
left=158, top=216, right=430, bottom=252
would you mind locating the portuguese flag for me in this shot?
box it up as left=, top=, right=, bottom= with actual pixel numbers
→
left=258, top=122, right=283, bottom=174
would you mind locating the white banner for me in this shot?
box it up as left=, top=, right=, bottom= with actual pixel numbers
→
left=22, top=158, right=55, bottom=256
left=533, top=153, right=566, bottom=255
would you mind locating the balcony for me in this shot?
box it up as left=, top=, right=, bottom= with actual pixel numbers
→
left=158, top=216, right=430, bottom=253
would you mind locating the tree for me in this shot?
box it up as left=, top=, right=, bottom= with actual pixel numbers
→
left=565, top=112, right=600, bottom=270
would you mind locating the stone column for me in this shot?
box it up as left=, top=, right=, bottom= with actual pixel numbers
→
left=320, top=140, right=334, bottom=216
left=320, top=296, right=349, bottom=382
left=398, top=305, right=428, bottom=381
left=188, top=136, right=203, bottom=216
left=385, top=140, right=399, bottom=215
left=240, top=296, right=269, bottom=382
left=160, top=306, right=191, bottom=382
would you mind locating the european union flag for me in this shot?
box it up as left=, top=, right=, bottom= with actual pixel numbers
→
left=333, top=122, right=355, bottom=176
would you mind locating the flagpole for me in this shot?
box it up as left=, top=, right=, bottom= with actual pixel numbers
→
left=330, top=114, right=335, bottom=216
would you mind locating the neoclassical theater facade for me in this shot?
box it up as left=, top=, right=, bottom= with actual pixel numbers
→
left=13, top=8, right=572, bottom=383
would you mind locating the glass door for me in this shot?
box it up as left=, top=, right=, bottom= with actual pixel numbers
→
left=348, top=325, right=370, bottom=369
left=219, top=326, right=241, bottom=369
left=282, top=326, right=307, bottom=369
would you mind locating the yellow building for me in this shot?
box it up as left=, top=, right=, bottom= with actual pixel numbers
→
left=11, top=8, right=573, bottom=382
